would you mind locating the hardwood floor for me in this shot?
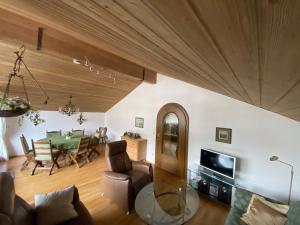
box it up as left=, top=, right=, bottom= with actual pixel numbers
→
left=0, top=148, right=229, bottom=225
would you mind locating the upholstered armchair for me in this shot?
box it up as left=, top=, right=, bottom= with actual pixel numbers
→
left=102, top=140, right=153, bottom=214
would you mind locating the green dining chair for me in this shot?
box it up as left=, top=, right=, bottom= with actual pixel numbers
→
left=31, top=140, right=61, bottom=176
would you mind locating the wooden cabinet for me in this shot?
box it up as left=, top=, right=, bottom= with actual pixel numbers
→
left=121, top=136, right=147, bottom=161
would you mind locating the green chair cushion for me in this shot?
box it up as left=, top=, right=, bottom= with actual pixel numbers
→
left=287, top=202, right=300, bottom=225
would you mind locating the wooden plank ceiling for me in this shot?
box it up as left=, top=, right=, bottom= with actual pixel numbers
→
left=0, top=0, right=299, bottom=121
left=0, top=6, right=156, bottom=112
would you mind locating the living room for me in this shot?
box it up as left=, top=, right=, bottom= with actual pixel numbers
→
left=0, top=1, right=300, bottom=225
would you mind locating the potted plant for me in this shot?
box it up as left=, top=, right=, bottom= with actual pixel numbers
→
left=65, top=131, right=73, bottom=140
left=0, top=97, right=30, bottom=117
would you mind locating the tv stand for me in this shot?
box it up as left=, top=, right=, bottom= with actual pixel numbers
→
left=188, top=165, right=236, bottom=206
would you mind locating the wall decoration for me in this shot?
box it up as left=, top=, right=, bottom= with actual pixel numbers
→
left=77, top=113, right=87, bottom=125
left=17, top=110, right=45, bottom=127
left=27, top=111, right=45, bottom=126
left=135, top=117, right=144, bottom=128
left=216, top=127, right=232, bottom=144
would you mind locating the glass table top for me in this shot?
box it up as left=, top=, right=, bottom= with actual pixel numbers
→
left=135, top=182, right=199, bottom=225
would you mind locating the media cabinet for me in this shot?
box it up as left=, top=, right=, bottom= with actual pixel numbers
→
left=188, top=165, right=236, bottom=206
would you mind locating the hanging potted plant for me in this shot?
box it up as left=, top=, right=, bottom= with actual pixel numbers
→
left=0, top=46, right=49, bottom=117
left=0, top=97, right=30, bottom=117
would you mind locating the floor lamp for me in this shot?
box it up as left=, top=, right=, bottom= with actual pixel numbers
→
left=270, top=156, right=294, bottom=204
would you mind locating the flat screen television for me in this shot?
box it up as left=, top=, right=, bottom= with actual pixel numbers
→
left=200, top=149, right=236, bottom=179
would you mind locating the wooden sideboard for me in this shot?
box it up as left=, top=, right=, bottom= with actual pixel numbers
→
left=121, top=136, right=147, bottom=161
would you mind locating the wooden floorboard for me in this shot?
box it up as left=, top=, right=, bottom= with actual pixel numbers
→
left=0, top=147, right=229, bottom=225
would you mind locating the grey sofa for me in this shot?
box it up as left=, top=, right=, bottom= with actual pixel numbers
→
left=224, top=188, right=300, bottom=225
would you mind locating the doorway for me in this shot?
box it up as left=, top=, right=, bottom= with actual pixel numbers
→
left=155, top=103, right=189, bottom=178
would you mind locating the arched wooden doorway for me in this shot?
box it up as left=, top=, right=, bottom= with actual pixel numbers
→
left=155, top=103, right=189, bottom=178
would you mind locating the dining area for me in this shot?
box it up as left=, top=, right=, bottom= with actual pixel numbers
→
left=20, top=127, right=108, bottom=176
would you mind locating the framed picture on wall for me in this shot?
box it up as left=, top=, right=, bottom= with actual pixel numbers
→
left=216, top=127, right=232, bottom=144
left=135, top=117, right=144, bottom=128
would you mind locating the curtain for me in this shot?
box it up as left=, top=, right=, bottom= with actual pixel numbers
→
left=0, top=118, right=8, bottom=161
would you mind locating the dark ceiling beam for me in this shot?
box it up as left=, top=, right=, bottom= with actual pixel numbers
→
left=0, top=8, right=157, bottom=83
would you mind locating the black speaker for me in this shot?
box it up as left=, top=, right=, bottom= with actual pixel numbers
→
left=218, top=185, right=232, bottom=205
left=209, top=183, right=219, bottom=198
left=198, top=179, right=209, bottom=194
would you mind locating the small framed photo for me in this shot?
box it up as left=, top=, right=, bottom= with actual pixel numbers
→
left=216, top=127, right=232, bottom=144
left=135, top=117, right=144, bottom=128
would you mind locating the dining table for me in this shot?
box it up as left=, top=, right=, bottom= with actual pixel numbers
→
left=37, top=134, right=99, bottom=167
left=39, top=135, right=99, bottom=150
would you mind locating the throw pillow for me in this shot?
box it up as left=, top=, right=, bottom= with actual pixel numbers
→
left=35, top=186, right=78, bottom=225
left=247, top=194, right=289, bottom=215
left=241, top=198, right=288, bottom=225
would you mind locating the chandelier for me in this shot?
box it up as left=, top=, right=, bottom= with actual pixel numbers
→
left=58, top=95, right=79, bottom=116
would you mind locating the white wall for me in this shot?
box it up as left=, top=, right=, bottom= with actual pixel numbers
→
left=6, top=111, right=105, bottom=156
left=105, top=74, right=300, bottom=202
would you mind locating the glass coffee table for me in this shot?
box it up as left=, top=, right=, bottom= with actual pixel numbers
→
left=135, top=182, right=199, bottom=225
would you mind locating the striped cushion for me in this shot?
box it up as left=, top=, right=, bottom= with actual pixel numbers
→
left=72, top=130, right=84, bottom=136
left=33, top=142, right=52, bottom=161
left=35, top=155, right=52, bottom=161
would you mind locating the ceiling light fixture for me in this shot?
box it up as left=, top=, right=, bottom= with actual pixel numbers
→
left=72, top=56, right=117, bottom=84
left=73, top=59, right=81, bottom=65
left=58, top=95, right=79, bottom=116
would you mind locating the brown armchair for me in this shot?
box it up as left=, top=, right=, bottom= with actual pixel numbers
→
left=102, top=140, right=153, bottom=214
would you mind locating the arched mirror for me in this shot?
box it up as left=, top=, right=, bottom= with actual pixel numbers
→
left=162, top=113, right=179, bottom=158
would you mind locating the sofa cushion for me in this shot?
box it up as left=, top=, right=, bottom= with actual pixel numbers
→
left=0, top=172, right=15, bottom=219
left=35, top=186, right=78, bottom=225
left=59, top=201, right=94, bottom=225
left=247, top=194, right=289, bottom=215
left=233, top=188, right=253, bottom=212
left=287, top=202, right=300, bottom=225
left=0, top=214, right=12, bottom=225
left=13, top=195, right=35, bottom=225
left=240, top=198, right=287, bottom=225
